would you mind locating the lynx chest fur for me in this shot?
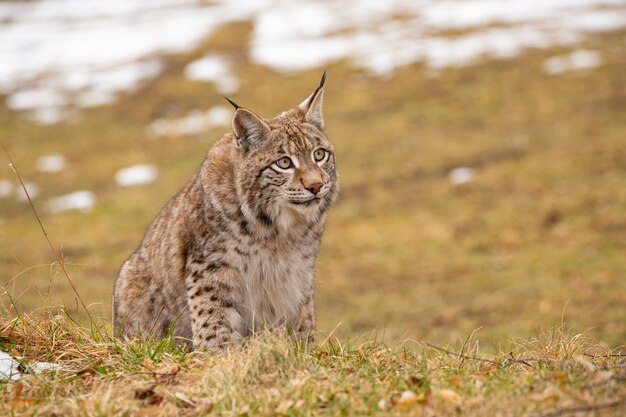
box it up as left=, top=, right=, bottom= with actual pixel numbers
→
left=240, top=235, right=318, bottom=332
left=113, top=73, right=337, bottom=351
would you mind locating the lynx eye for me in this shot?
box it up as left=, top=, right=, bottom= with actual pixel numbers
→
left=275, top=157, right=293, bottom=170
left=313, top=149, right=326, bottom=162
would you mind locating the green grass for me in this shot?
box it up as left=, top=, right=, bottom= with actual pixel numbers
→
left=0, top=20, right=625, bottom=414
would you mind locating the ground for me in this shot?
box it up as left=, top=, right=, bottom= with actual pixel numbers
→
left=0, top=17, right=625, bottom=417
left=1, top=312, right=625, bottom=416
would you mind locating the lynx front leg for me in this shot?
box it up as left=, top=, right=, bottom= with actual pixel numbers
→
left=186, top=261, right=243, bottom=351
left=292, top=294, right=316, bottom=346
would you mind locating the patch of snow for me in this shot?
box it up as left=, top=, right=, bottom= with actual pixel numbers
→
left=184, top=55, right=239, bottom=94
left=205, top=106, right=231, bottom=126
left=30, top=362, right=61, bottom=374
left=175, top=110, right=206, bottom=136
left=1, top=0, right=625, bottom=120
left=0, top=179, right=13, bottom=198
left=543, top=50, right=603, bottom=74
left=36, top=154, right=67, bottom=173
left=30, top=108, right=67, bottom=125
left=7, top=88, right=69, bottom=111
left=148, top=106, right=233, bottom=138
left=0, top=351, right=21, bottom=381
left=47, top=190, right=96, bottom=213
left=148, top=118, right=172, bottom=138
left=399, top=390, right=417, bottom=402
left=0, top=350, right=63, bottom=380
left=448, top=167, right=475, bottom=185
left=0, top=0, right=253, bottom=122
left=115, top=164, right=158, bottom=187
left=15, top=182, right=40, bottom=202
left=251, top=0, right=626, bottom=75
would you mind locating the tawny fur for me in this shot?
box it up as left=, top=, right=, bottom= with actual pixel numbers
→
left=113, top=75, right=338, bottom=350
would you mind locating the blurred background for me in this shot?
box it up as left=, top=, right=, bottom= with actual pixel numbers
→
left=0, top=0, right=625, bottom=350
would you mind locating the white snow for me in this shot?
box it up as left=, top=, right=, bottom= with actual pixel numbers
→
left=250, top=0, right=626, bottom=75
left=174, top=110, right=208, bottom=136
left=448, top=167, right=476, bottom=185
left=30, top=361, right=61, bottom=374
left=47, top=190, right=96, bottom=213
left=1, top=0, right=625, bottom=121
left=15, top=182, right=40, bottom=202
left=0, top=179, right=13, bottom=198
left=205, top=106, right=232, bottom=126
left=115, top=164, right=158, bottom=187
left=543, top=50, right=604, bottom=74
left=184, top=55, right=239, bottom=94
left=0, top=350, right=62, bottom=380
left=0, top=351, right=21, bottom=381
left=148, top=106, right=232, bottom=138
left=36, top=154, right=67, bottom=173
left=7, top=89, right=69, bottom=111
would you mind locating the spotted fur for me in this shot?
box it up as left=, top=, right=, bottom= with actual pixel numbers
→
left=113, top=75, right=338, bottom=350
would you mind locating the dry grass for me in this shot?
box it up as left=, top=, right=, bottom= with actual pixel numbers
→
left=1, top=308, right=625, bottom=416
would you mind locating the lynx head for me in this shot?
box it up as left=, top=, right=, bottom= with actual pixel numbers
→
left=228, top=72, right=338, bottom=229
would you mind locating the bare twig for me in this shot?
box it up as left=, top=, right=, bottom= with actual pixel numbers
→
left=584, top=353, right=625, bottom=358
left=0, top=138, right=103, bottom=339
left=532, top=399, right=625, bottom=417
left=110, top=364, right=181, bottom=381
left=425, top=342, right=496, bottom=364
left=424, top=342, right=536, bottom=368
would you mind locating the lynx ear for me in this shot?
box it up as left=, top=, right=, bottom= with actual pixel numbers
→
left=298, top=71, right=326, bottom=131
left=231, top=108, right=270, bottom=151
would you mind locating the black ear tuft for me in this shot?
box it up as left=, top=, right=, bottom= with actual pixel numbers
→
left=223, top=96, right=241, bottom=110
left=297, top=71, right=326, bottom=130
left=319, top=70, right=327, bottom=89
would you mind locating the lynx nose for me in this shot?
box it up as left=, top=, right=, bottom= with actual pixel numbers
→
left=306, top=182, right=323, bottom=195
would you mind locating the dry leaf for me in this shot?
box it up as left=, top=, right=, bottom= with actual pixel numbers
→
left=142, top=357, right=155, bottom=371
left=551, top=372, right=568, bottom=382
left=8, top=380, right=23, bottom=397
left=154, top=363, right=181, bottom=383
left=134, top=386, right=164, bottom=406
left=9, top=397, right=40, bottom=407
left=450, top=375, right=463, bottom=388
left=434, top=388, right=462, bottom=405
left=407, top=375, right=427, bottom=387
left=530, top=388, right=559, bottom=403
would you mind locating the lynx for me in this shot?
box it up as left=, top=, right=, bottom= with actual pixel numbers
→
left=113, top=73, right=338, bottom=351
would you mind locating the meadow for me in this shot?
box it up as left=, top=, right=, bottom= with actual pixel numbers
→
left=1, top=19, right=625, bottom=416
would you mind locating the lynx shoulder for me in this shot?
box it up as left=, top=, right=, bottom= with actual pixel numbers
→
left=113, top=73, right=338, bottom=350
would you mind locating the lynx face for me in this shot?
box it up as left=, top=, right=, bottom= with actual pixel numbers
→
left=232, top=80, right=338, bottom=228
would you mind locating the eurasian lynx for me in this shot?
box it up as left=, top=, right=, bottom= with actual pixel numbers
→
left=113, top=73, right=338, bottom=350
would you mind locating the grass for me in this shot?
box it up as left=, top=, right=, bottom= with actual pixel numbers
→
left=0, top=17, right=625, bottom=416
left=1, top=308, right=625, bottom=417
